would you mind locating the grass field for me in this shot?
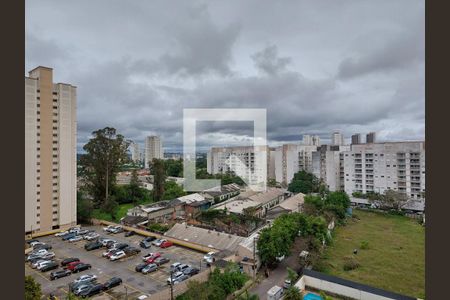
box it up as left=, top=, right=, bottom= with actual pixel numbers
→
left=316, top=209, right=425, bottom=299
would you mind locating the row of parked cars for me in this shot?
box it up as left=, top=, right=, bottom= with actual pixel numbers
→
left=68, top=274, right=123, bottom=298
left=167, top=262, right=200, bottom=285
left=139, top=236, right=173, bottom=249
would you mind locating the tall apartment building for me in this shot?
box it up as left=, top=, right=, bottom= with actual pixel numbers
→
left=207, top=146, right=270, bottom=186
left=342, top=141, right=425, bottom=199
left=25, top=66, right=77, bottom=234
left=366, top=132, right=376, bottom=144
left=351, top=133, right=361, bottom=145
left=302, top=134, right=321, bottom=146
left=331, top=131, right=345, bottom=146
left=312, top=145, right=350, bottom=191
left=145, top=136, right=164, bottom=168
left=130, top=142, right=141, bottom=163
left=274, top=144, right=318, bottom=185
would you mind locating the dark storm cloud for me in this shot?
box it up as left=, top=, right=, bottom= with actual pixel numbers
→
left=25, top=0, right=425, bottom=151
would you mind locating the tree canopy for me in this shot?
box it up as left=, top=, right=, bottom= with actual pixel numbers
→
left=288, top=171, right=321, bottom=194
left=79, top=127, right=130, bottom=207
left=25, top=276, right=42, bottom=300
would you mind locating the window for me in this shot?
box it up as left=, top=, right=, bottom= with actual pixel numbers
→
left=37, top=118, right=40, bottom=122
left=37, top=104, right=40, bottom=108
left=36, top=214, right=40, bottom=217
left=52, top=92, right=57, bottom=95
left=53, top=134, right=57, bottom=137
left=37, top=191, right=40, bottom=195
left=36, top=154, right=40, bottom=158
left=52, top=106, right=57, bottom=109
left=52, top=154, right=57, bottom=158
left=36, top=184, right=40, bottom=187
left=37, top=89, right=40, bottom=92
left=52, top=126, right=57, bottom=130
left=52, top=183, right=57, bottom=186
left=53, top=120, right=57, bottom=123
left=52, top=161, right=58, bottom=165
left=53, top=113, right=58, bottom=116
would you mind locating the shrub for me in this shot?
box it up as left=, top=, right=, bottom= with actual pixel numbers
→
left=343, top=256, right=360, bottom=271
left=360, top=240, right=369, bottom=250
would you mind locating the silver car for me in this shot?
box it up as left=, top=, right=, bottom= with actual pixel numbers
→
left=141, top=263, right=158, bottom=274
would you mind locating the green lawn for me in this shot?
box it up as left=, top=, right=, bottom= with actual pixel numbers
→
left=316, top=209, right=425, bottom=299
left=92, top=203, right=140, bottom=222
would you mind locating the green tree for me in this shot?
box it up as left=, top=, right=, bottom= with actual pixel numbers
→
left=79, top=127, right=130, bottom=208
left=288, top=171, right=320, bottom=194
left=65, top=293, right=84, bottom=300
left=152, top=159, right=166, bottom=202
left=165, top=159, right=183, bottom=177
left=25, top=276, right=42, bottom=300
left=163, top=180, right=186, bottom=200
left=284, top=286, right=303, bottom=300
left=378, top=190, right=408, bottom=210
left=287, top=267, right=299, bottom=283
left=77, top=190, right=93, bottom=223
left=238, top=291, right=260, bottom=300
left=129, top=169, right=141, bottom=206
left=268, top=178, right=278, bottom=187
left=101, top=197, right=119, bottom=220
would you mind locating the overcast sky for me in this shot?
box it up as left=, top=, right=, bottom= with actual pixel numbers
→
left=25, top=0, right=425, bottom=152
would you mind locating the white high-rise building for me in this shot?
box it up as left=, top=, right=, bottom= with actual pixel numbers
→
left=312, top=145, right=350, bottom=191
left=331, top=131, right=345, bottom=146
left=342, top=141, right=425, bottom=199
left=145, top=136, right=164, bottom=168
left=25, top=66, right=77, bottom=234
left=302, top=134, right=320, bottom=146
left=130, top=142, right=141, bottom=163
left=274, top=144, right=318, bottom=185
left=207, top=146, right=271, bottom=187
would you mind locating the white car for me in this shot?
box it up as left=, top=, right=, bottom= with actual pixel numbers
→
left=84, top=232, right=100, bottom=240
left=32, top=259, right=51, bottom=269
left=203, top=252, right=216, bottom=263
left=152, top=239, right=165, bottom=247
left=110, top=226, right=123, bottom=234
left=103, top=225, right=115, bottom=232
left=110, top=250, right=126, bottom=261
left=39, top=252, right=56, bottom=260
left=37, top=260, right=54, bottom=270
left=69, top=226, right=81, bottom=233
left=74, top=274, right=97, bottom=284
left=29, top=241, right=43, bottom=247
left=167, top=271, right=184, bottom=285
left=55, top=230, right=69, bottom=237
left=29, top=249, right=48, bottom=256
left=69, top=236, right=83, bottom=243
left=100, top=239, right=116, bottom=246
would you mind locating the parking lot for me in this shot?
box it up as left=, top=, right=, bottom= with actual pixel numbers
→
left=25, top=225, right=206, bottom=299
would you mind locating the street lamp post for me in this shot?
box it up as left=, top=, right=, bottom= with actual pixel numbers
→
left=124, top=285, right=128, bottom=300
left=170, top=270, right=174, bottom=300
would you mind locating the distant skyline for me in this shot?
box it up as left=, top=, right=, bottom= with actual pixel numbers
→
left=26, top=0, right=425, bottom=153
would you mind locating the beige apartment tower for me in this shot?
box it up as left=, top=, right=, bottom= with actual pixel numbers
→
left=25, top=66, right=77, bottom=234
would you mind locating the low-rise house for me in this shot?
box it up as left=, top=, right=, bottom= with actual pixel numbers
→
left=203, top=183, right=241, bottom=204
left=127, top=199, right=184, bottom=224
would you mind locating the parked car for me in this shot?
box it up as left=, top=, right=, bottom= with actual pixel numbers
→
left=142, top=252, right=161, bottom=262
left=69, top=236, right=83, bottom=243
left=176, top=264, right=190, bottom=273
left=33, top=244, right=52, bottom=250
left=139, top=240, right=152, bottom=249
left=105, top=240, right=118, bottom=249
left=31, top=259, right=49, bottom=269
left=29, top=241, right=43, bottom=247
left=76, top=229, right=91, bottom=236
left=135, top=263, right=149, bottom=272
left=102, top=249, right=120, bottom=258
left=70, top=278, right=97, bottom=292
left=55, top=231, right=69, bottom=237
left=110, top=226, right=123, bottom=234
left=79, top=283, right=104, bottom=298
left=62, top=233, right=77, bottom=241
left=68, top=226, right=81, bottom=233
left=61, top=258, right=80, bottom=266
left=50, top=269, right=72, bottom=280
left=26, top=238, right=39, bottom=245
left=167, top=272, right=186, bottom=285
left=124, top=231, right=135, bottom=237
left=65, top=261, right=83, bottom=271
left=144, top=253, right=161, bottom=264
left=34, top=260, right=53, bottom=270
left=203, top=252, right=216, bottom=264
left=84, top=232, right=100, bottom=241
left=103, top=277, right=122, bottom=290
left=110, top=251, right=126, bottom=261
left=28, top=248, right=48, bottom=257
left=183, top=267, right=199, bottom=277
left=124, top=246, right=141, bottom=256
left=40, top=261, right=59, bottom=272
left=103, top=225, right=115, bottom=232
left=160, top=240, right=173, bottom=248
left=31, top=242, right=45, bottom=248
left=72, top=283, right=95, bottom=296
left=283, top=279, right=292, bottom=289
left=141, top=263, right=158, bottom=274
left=170, top=262, right=181, bottom=272
left=173, top=274, right=189, bottom=285
left=74, top=274, right=97, bottom=284
left=154, top=257, right=170, bottom=266
left=112, top=243, right=129, bottom=250
left=72, top=263, right=92, bottom=273
left=85, top=241, right=102, bottom=251
left=152, top=239, right=164, bottom=247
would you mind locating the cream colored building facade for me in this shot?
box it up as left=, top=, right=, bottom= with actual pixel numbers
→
left=25, top=66, right=77, bottom=234
left=145, top=136, right=164, bottom=168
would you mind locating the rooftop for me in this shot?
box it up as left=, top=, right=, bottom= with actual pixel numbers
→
left=164, top=223, right=246, bottom=252
left=278, top=193, right=305, bottom=212
left=248, top=188, right=286, bottom=205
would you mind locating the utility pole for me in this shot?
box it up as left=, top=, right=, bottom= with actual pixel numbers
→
left=124, top=285, right=128, bottom=300
left=253, top=237, right=257, bottom=279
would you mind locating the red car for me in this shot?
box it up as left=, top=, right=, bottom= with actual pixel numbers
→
left=65, top=261, right=82, bottom=271
left=160, top=241, right=173, bottom=248
left=145, top=253, right=161, bottom=264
